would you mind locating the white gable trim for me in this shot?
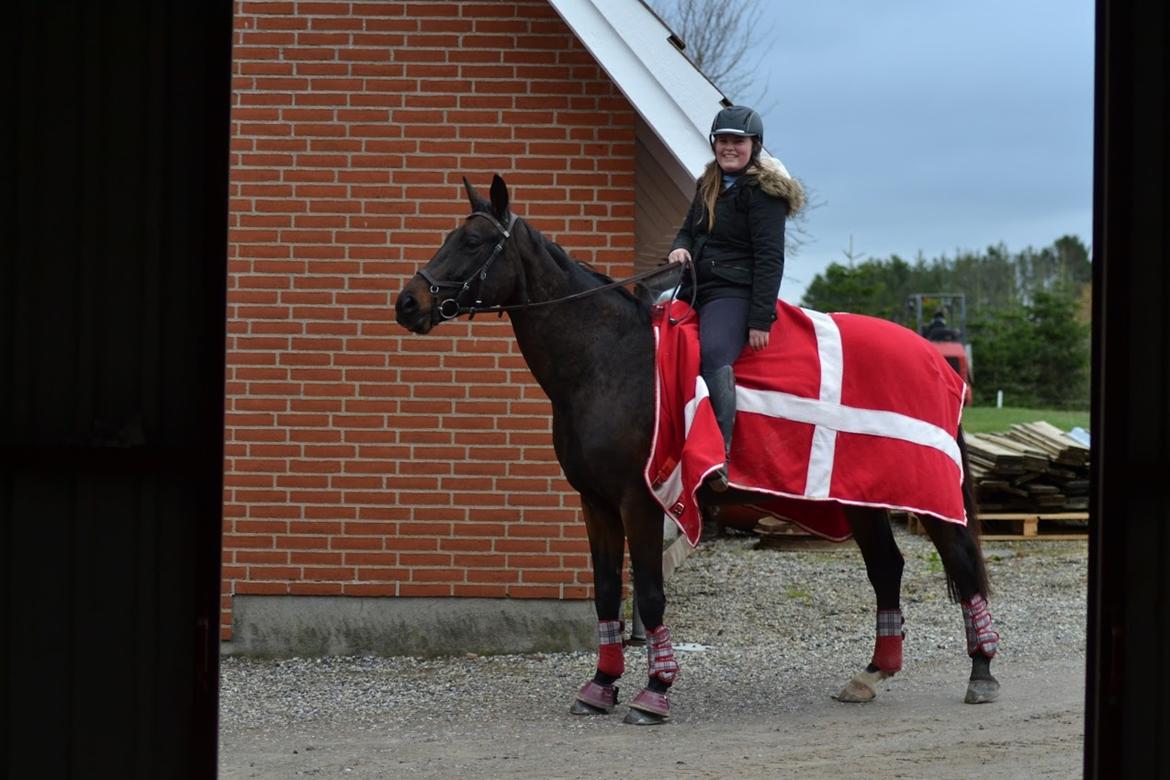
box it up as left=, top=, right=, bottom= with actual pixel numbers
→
left=546, top=0, right=725, bottom=182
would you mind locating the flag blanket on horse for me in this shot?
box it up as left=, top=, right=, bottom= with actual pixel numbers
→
left=645, top=299, right=969, bottom=546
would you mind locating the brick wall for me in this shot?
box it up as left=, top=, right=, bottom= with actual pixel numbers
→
left=224, top=0, right=638, bottom=639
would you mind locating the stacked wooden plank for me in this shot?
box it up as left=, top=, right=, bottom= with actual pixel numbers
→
left=966, top=421, right=1090, bottom=513
left=902, top=421, right=1089, bottom=539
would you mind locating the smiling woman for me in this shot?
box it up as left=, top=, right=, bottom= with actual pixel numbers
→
left=713, top=134, right=753, bottom=171
left=667, top=105, right=803, bottom=491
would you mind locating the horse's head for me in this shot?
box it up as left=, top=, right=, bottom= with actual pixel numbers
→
left=395, top=174, right=518, bottom=334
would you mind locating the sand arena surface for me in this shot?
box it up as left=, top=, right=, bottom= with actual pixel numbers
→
left=220, top=530, right=1088, bottom=778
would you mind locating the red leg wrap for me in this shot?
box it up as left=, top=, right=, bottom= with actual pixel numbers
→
left=962, top=594, right=999, bottom=658
left=870, top=609, right=905, bottom=672
left=872, top=635, right=904, bottom=672
left=598, top=643, right=624, bottom=677
left=596, top=620, right=624, bottom=677
left=646, top=624, right=679, bottom=684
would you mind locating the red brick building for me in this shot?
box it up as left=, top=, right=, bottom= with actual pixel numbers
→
left=223, top=0, right=732, bottom=654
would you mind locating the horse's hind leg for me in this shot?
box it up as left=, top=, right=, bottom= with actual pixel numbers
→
left=835, top=507, right=906, bottom=703
left=569, top=498, right=627, bottom=716
left=919, top=515, right=1001, bottom=704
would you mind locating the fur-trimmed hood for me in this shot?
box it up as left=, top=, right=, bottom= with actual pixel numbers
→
left=703, top=155, right=806, bottom=215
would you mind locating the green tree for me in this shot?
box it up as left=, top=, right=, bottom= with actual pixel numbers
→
left=801, top=235, right=1092, bottom=409
left=1016, top=235, right=1091, bottom=295
left=950, top=245, right=1018, bottom=311
left=968, top=303, right=1038, bottom=406
left=801, top=256, right=911, bottom=319
left=968, top=288, right=1089, bottom=408
left=1027, top=288, right=1090, bottom=406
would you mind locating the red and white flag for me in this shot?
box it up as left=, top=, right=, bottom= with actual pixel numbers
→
left=645, top=300, right=969, bottom=546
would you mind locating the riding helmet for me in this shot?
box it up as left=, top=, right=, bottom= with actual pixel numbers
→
left=709, top=105, right=764, bottom=145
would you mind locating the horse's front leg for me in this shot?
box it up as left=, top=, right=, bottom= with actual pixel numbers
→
left=621, top=495, right=677, bottom=725
left=570, top=498, right=627, bottom=716
left=835, top=507, right=906, bottom=703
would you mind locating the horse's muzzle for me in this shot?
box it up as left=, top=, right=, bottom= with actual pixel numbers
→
left=394, top=280, right=438, bottom=334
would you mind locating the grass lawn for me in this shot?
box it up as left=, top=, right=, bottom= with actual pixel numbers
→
left=961, top=406, right=1090, bottom=434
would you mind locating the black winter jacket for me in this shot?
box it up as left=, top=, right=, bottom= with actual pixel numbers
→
left=671, top=157, right=805, bottom=332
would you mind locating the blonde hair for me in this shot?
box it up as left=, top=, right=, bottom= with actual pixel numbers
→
left=698, top=140, right=762, bottom=231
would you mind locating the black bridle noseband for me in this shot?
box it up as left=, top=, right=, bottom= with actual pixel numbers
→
left=418, top=210, right=695, bottom=321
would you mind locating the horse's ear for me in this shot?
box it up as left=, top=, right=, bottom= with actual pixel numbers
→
left=490, top=174, right=510, bottom=221
left=463, top=176, right=490, bottom=212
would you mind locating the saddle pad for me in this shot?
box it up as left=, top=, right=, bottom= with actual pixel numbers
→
left=645, top=299, right=969, bottom=546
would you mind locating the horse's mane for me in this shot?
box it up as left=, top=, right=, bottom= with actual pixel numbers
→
left=546, top=241, right=612, bottom=287
left=521, top=219, right=653, bottom=315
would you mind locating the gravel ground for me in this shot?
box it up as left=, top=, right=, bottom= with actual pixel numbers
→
left=219, top=524, right=1088, bottom=778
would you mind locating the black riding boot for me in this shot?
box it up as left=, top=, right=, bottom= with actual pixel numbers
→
left=704, top=365, right=736, bottom=493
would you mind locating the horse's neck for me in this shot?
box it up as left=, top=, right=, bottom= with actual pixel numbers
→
left=506, top=236, right=650, bottom=403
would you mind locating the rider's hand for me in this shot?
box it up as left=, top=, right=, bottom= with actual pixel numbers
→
left=748, top=328, right=770, bottom=351
left=668, top=248, right=691, bottom=265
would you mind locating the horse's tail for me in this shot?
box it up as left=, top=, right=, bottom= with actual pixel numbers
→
left=953, top=426, right=991, bottom=601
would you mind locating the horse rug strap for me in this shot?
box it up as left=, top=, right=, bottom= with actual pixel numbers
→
left=645, top=299, right=969, bottom=546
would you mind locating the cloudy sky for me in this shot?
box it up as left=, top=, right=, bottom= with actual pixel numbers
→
left=739, top=2, right=1095, bottom=303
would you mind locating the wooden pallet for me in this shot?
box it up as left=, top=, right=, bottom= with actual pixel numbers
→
left=979, top=512, right=1089, bottom=540
left=904, top=512, right=1089, bottom=540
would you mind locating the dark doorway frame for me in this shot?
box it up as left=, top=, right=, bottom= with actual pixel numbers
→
left=1084, top=0, right=1170, bottom=776
left=3, top=0, right=1168, bottom=777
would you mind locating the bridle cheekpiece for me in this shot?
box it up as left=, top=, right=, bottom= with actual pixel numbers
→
left=418, top=210, right=518, bottom=320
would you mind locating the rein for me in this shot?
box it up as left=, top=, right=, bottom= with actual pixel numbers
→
left=421, top=211, right=696, bottom=321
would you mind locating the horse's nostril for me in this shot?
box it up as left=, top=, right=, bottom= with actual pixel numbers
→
left=398, top=292, right=418, bottom=314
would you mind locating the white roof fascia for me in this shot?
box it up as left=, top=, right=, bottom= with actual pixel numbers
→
left=546, top=0, right=723, bottom=182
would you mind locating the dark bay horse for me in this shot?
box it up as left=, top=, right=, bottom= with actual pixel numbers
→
left=394, top=175, right=1001, bottom=724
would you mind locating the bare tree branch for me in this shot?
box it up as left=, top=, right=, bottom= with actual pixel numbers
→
left=647, top=0, right=771, bottom=106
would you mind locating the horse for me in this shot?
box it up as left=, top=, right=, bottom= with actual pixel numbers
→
left=394, top=174, right=1001, bottom=725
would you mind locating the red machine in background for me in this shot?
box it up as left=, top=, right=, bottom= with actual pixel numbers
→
left=908, top=293, right=974, bottom=406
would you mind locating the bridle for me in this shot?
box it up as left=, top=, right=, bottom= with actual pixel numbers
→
left=418, top=211, right=518, bottom=320
left=417, top=210, right=695, bottom=321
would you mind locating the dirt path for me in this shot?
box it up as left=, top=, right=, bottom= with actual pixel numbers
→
left=220, top=654, right=1084, bottom=778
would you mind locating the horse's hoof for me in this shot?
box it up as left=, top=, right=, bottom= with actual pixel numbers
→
left=570, top=699, right=610, bottom=715
left=965, top=675, right=1000, bottom=704
left=624, top=688, right=671, bottom=724
left=624, top=707, right=669, bottom=725
left=832, top=668, right=889, bottom=703
left=833, top=678, right=876, bottom=703
left=570, top=681, right=617, bottom=715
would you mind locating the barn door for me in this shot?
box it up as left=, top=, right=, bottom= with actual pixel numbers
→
left=3, top=4, right=231, bottom=777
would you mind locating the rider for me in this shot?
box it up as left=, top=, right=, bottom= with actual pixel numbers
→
left=667, top=105, right=805, bottom=491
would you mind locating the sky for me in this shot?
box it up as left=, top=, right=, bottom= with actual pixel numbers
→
left=736, top=2, right=1095, bottom=303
